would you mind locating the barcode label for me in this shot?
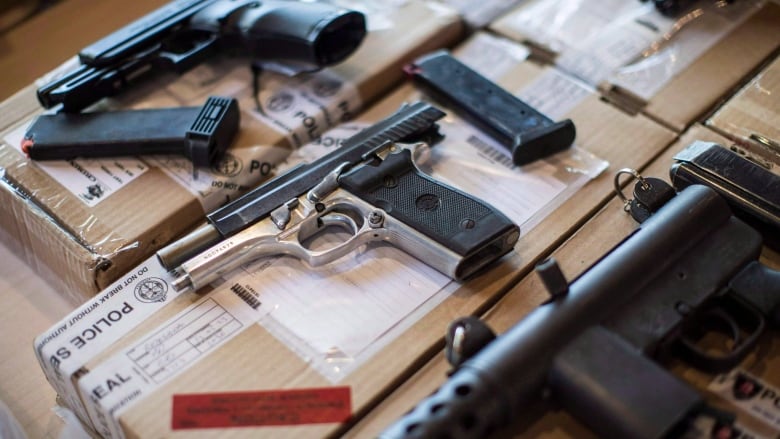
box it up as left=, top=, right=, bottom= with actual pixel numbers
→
left=466, top=135, right=516, bottom=170
left=230, top=283, right=261, bottom=310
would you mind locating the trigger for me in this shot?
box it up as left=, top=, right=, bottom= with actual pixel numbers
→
left=410, top=141, right=432, bottom=166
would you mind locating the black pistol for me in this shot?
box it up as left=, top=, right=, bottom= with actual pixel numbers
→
left=37, top=0, right=367, bottom=112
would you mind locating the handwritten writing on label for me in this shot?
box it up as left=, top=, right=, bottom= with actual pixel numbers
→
left=78, top=287, right=266, bottom=438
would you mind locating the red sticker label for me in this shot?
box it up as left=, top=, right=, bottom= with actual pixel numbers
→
left=172, top=386, right=352, bottom=430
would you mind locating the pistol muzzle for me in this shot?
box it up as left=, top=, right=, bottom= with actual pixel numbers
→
left=157, top=222, right=222, bottom=270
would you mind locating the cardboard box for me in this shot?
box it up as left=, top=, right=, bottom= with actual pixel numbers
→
left=706, top=54, right=780, bottom=169
left=34, top=32, right=676, bottom=438
left=0, top=0, right=463, bottom=304
left=489, top=0, right=780, bottom=132
left=346, top=124, right=780, bottom=438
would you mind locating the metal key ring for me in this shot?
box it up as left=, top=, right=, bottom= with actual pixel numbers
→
left=613, top=168, right=649, bottom=210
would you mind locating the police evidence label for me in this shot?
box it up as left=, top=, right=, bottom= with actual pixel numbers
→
left=249, top=68, right=362, bottom=148
left=709, top=369, right=780, bottom=432
left=146, top=144, right=289, bottom=212
left=34, top=257, right=183, bottom=424
left=5, top=123, right=149, bottom=206
left=79, top=285, right=264, bottom=438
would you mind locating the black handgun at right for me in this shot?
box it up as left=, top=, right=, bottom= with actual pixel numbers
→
left=37, top=0, right=367, bottom=112
left=381, top=184, right=780, bottom=439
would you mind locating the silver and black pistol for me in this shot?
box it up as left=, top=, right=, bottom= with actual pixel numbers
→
left=157, top=102, right=520, bottom=292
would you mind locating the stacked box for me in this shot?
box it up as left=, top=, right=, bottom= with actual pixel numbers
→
left=489, top=0, right=780, bottom=132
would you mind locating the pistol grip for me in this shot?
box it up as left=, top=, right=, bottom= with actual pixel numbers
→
left=731, top=261, right=780, bottom=328
left=338, top=147, right=518, bottom=280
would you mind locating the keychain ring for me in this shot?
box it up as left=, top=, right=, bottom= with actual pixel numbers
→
left=613, top=168, right=648, bottom=207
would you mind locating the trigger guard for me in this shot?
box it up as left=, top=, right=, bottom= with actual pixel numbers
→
left=290, top=201, right=376, bottom=267
left=296, top=210, right=360, bottom=245
left=679, top=308, right=741, bottom=353
left=677, top=299, right=765, bottom=373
